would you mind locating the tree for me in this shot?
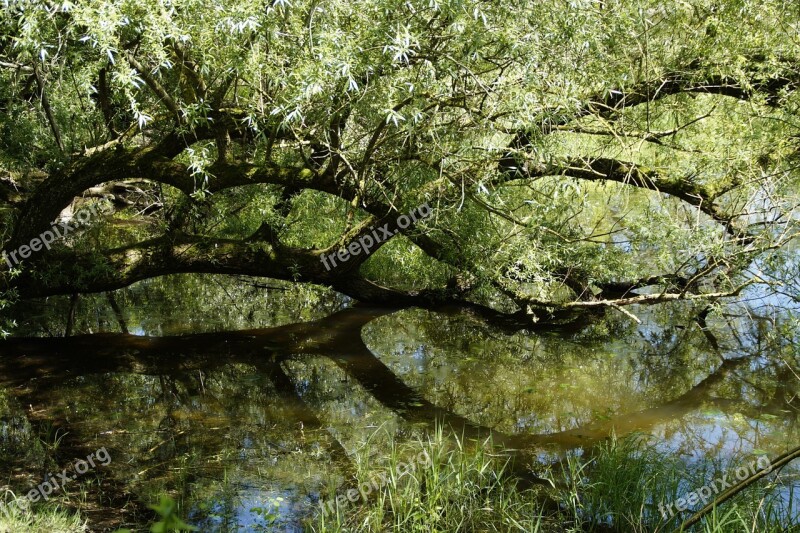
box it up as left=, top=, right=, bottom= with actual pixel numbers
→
left=1, top=0, right=798, bottom=326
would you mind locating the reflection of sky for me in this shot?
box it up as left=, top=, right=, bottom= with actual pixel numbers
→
left=651, top=415, right=800, bottom=521
left=189, top=487, right=311, bottom=533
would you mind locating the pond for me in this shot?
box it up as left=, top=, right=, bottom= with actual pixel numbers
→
left=0, top=274, right=798, bottom=531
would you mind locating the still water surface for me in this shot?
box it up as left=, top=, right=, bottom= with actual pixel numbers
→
left=0, top=274, right=797, bottom=530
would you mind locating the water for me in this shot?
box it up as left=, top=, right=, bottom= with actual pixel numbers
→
left=0, top=274, right=797, bottom=530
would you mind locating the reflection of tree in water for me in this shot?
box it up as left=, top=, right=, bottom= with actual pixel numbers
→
left=0, top=302, right=797, bottom=528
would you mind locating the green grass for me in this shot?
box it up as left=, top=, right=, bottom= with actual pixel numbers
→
left=566, top=435, right=796, bottom=533
left=1, top=422, right=794, bottom=532
left=310, top=428, right=798, bottom=532
left=0, top=494, right=86, bottom=533
left=313, top=425, right=549, bottom=532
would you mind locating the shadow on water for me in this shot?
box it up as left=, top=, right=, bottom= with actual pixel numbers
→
left=0, top=276, right=797, bottom=530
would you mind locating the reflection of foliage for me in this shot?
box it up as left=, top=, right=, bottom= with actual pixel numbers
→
left=0, top=392, right=62, bottom=484
left=0, top=284, right=797, bottom=530
left=360, top=304, right=799, bottom=460
left=5, top=273, right=348, bottom=337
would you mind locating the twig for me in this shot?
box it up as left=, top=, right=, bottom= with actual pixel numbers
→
left=124, top=51, right=182, bottom=122
left=33, top=62, right=65, bottom=153
left=678, top=445, right=800, bottom=531
left=609, top=303, right=641, bottom=324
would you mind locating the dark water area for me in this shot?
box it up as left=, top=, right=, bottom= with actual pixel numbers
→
left=0, top=274, right=797, bottom=531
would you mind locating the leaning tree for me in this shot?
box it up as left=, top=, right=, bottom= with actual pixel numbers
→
left=1, top=0, right=798, bottom=326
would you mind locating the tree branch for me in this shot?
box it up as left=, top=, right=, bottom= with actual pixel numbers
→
left=33, top=62, right=65, bottom=153
left=504, top=156, right=745, bottom=236
left=124, top=51, right=182, bottom=122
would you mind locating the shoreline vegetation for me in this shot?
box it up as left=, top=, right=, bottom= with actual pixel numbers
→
left=2, top=427, right=795, bottom=532
left=313, top=429, right=798, bottom=533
